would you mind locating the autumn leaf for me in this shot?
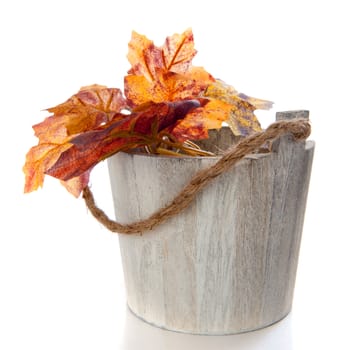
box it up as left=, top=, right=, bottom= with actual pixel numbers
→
left=125, top=68, right=213, bottom=105
left=161, top=28, right=197, bottom=73
left=45, top=100, right=201, bottom=181
left=127, top=28, right=196, bottom=78
left=169, top=99, right=229, bottom=142
left=124, top=72, right=169, bottom=105
left=23, top=142, right=73, bottom=193
left=23, top=85, right=129, bottom=196
left=127, top=31, right=163, bottom=81
left=23, top=139, right=90, bottom=197
left=125, top=29, right=214, bottom=106
left=205, top=79, right=273, bottom=110
left=204, top=79, right=273, bottom=136
left=24, top=29, right=274, bottom=198
left=46, top=84, right=129, bottom=135
left=60, top=171, right=91, bottom=198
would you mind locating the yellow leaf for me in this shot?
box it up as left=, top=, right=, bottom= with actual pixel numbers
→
left=204, top=79, right=273, bottom=136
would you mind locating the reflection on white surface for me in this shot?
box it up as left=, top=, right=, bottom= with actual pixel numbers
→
left=122, top=307, right=293, bottom=350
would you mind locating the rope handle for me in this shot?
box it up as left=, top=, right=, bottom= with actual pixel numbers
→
left=83, top=118, right=311, bottom=234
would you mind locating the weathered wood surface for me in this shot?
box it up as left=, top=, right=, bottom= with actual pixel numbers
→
left=108, top=111, right=315, bottom=334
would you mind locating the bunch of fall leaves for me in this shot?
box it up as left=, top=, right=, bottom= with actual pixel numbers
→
left=23, top=29, right=272, bottom=197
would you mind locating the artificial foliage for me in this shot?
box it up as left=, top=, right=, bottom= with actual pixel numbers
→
left=23, top=29, right=272, bottom=197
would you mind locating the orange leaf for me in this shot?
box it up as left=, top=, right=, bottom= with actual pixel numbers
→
left=24, top=85, right=129, bottom=196
left=124, top=72, right=169, bottom=105
left=125, top=68, right=213, bottom=105
left=23, top=142, right=73, bottom=193
left=125, top=29, right=214, bottom=106
left=60, top=171, right=91, bottom=198
left=168, top=67, right=215, bottom=100
left=170, top=99, right=230, bottom=142
left=127, top=31, right=163, bottom=81
left=24, top=29, right=274, bottom=198
left=161, top=28, right=196, bottom=74
left=127, top=28, right=196, bottom=79
left=46, top=84, right=128, bottom=135
left=32, top=116, right=69, bottom=144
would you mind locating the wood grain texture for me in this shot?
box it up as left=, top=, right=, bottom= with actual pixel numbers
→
left=107, top=111, right=315, bottom=334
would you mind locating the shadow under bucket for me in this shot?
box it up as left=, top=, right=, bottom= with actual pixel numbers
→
left=107, top=111, right=315, bottom=335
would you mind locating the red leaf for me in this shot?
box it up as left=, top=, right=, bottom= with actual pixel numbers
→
left=45, top=100, right=201, bottom=181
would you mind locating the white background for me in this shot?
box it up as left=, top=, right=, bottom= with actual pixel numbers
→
left=1, top=0, right=349, bottom=349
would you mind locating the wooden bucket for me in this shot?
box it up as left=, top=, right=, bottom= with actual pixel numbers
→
left=107, top=111, right=315, bottom=334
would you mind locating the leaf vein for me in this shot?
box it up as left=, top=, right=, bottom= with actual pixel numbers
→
left=166, top=36, right=187, bottom=71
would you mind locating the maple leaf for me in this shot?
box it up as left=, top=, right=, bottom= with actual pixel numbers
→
left=23, top=85, right=129, bottom=196
left=23, top=142, right=73, bottom=193
left=127, top=31, right=163, bottom=81
left=46, top=84, right=129, bottom=135
left=125, top=67, right=214, bottom=106
left=45, top=100, right=201, bottom=181
left=24, top=29, right=274, bottom=198
left=161, top=28, right=197, bottom=74
left=204, top=79, right=273, bottom=136
left=60, top=171, right=91, bottom=198
left=127, top=28, right=196, bottom=78
left=125, top=29, right=214, bottom=106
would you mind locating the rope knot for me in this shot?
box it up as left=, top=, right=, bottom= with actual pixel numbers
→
left=292, top=120, right=311, bottom=140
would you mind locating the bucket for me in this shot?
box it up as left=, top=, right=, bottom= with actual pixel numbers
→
left=107, top=111, right=314, bottom=334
